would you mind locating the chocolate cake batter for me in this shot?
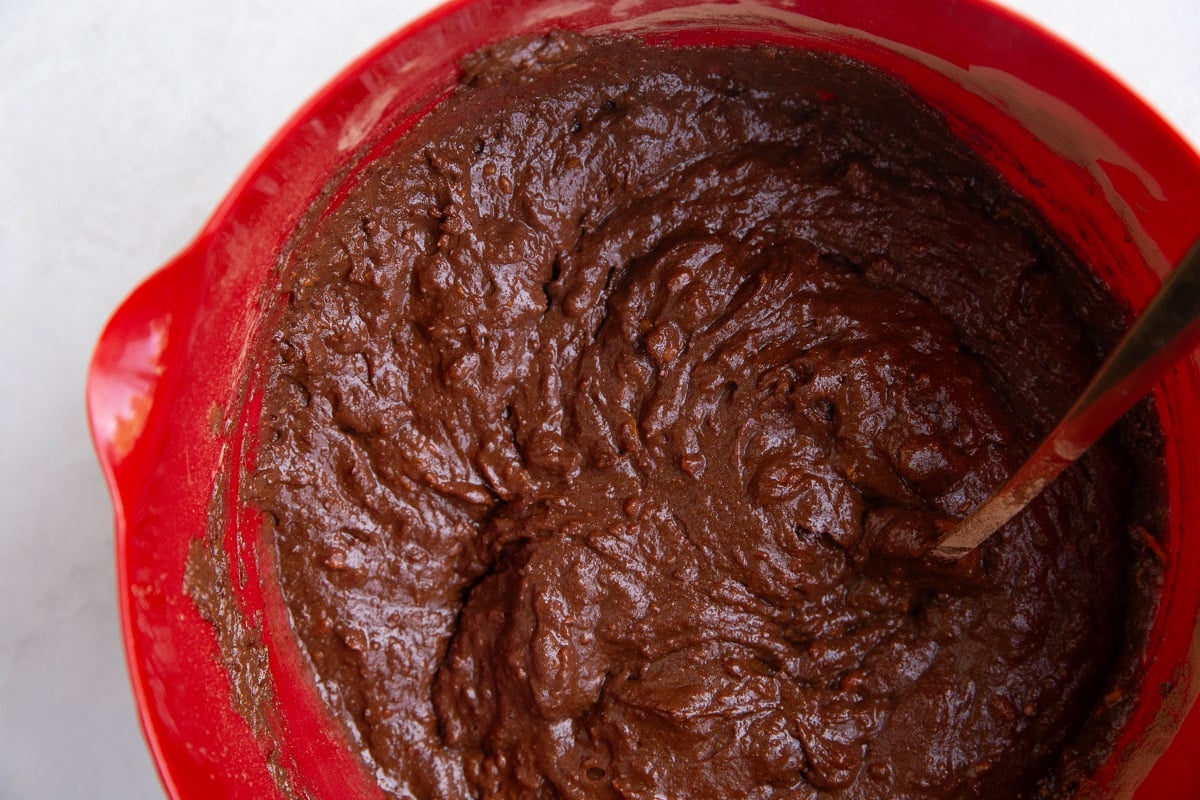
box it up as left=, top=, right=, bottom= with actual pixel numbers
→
left=247, top=34, right=1142, bottom=799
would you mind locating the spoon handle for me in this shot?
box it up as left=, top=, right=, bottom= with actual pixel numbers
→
left=933, top=238, right=1200, bottom=559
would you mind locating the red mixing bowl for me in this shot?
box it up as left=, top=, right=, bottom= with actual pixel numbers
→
left=87, top=1, right=1200, bottom=798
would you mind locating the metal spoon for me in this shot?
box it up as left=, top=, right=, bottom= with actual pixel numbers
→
left=932, top=237, right=1200, bottom=559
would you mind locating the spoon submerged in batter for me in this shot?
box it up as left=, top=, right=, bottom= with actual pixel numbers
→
left=933, top=237, right=1200, bottom=559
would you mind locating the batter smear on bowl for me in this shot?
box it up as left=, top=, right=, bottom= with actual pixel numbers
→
left=248, top=34, right=1152, bottom=799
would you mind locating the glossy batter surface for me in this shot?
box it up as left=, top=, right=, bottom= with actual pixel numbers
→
left=249, top=35, right=1132, bottom=799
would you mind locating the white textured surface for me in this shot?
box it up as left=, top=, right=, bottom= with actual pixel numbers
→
left=0, top=2, right=1196, bottom=798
